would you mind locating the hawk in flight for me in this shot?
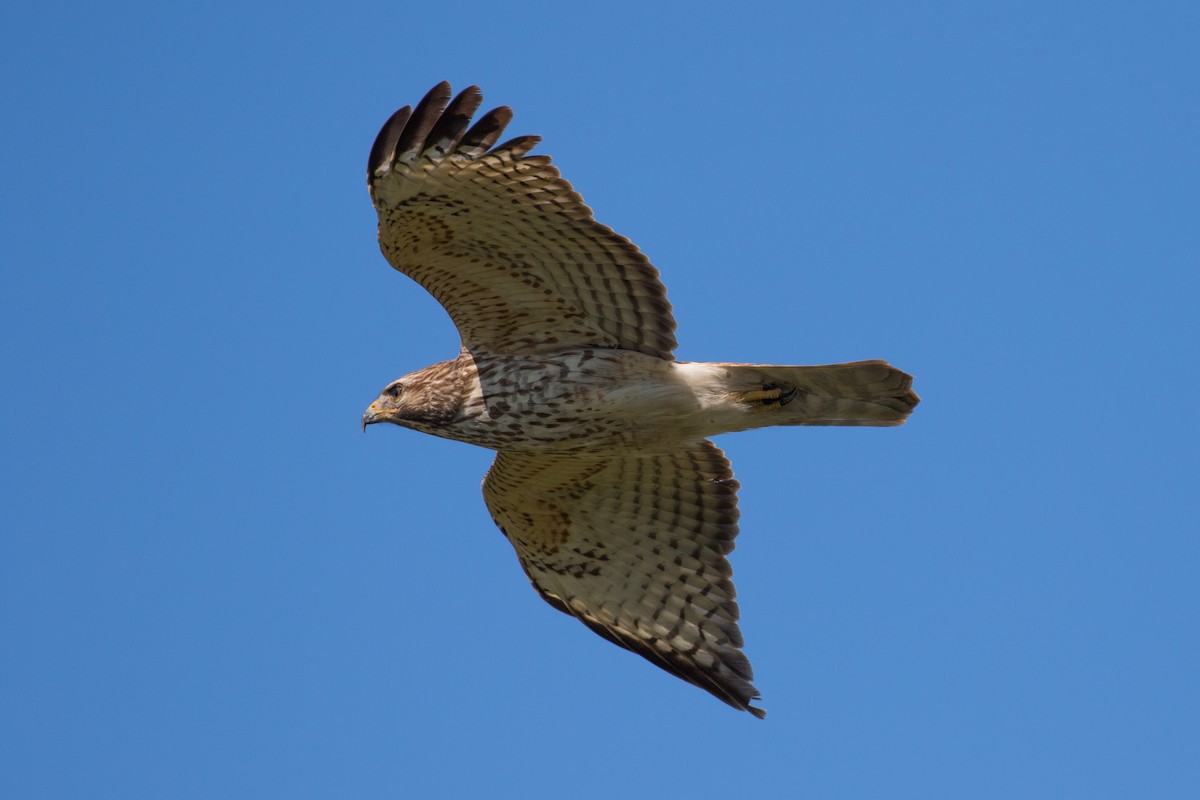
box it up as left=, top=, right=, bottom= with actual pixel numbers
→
left=361, top=82, right=919, bottom=717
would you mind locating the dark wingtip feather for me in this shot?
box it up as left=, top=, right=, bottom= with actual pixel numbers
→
left=457, top=106, right=514, bottom=157
left=394, top=81, right=453, bottom=160
left=368, top=84, right=532, bottom=191
left=493, top=134, right=542, bottom=158
left=423, top=85, right=484, bottom=158
left=366, top=105, right=411, bottom=189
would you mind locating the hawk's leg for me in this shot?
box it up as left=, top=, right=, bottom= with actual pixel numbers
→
left=737, top=384, right=798, bottom=411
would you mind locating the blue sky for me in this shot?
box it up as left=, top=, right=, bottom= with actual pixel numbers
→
left=2, top=1, right=1197, bottom=797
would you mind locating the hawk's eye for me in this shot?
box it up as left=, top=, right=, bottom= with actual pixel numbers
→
left=384, top=383, right=403, bottom=398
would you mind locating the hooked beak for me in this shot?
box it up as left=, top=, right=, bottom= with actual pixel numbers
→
left=361, top=404, right=383, bottom=432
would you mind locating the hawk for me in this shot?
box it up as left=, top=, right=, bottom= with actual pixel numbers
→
left=361, top=82, right=919, bottom=718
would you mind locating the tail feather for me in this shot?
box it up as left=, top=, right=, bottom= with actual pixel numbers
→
left=727, top=360, right=919, bottom=427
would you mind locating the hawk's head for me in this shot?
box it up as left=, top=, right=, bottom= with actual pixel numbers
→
left=362, top=359, right=468, bottom=434
left=361, top=379, right=413, bottom=431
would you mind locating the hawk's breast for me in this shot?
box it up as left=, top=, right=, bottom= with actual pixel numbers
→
left=448, top=349, right=697, bottom=453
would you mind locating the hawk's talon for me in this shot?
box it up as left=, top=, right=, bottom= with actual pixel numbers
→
left=738, top=384, right=796, bottom=410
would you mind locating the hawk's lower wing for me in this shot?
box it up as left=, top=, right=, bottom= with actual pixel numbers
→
left=482, top=440, right=764, bottom=717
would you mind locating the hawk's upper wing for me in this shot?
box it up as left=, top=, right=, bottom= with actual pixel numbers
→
left=482, top=440, right=764, bottom=717
left=367, top=82, right=678, bottom=360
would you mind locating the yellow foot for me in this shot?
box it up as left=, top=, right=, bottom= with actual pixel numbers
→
left=737, top=384, right=797, bottom=410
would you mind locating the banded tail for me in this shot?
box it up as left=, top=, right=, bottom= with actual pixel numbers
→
left=724, top=359, right=919, bottom=427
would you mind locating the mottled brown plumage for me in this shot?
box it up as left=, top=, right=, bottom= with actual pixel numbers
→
left=361, top=82, right=919, bottom=717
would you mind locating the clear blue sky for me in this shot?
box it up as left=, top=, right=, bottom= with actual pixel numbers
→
left=2, top=2, right=1197, bottom=797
